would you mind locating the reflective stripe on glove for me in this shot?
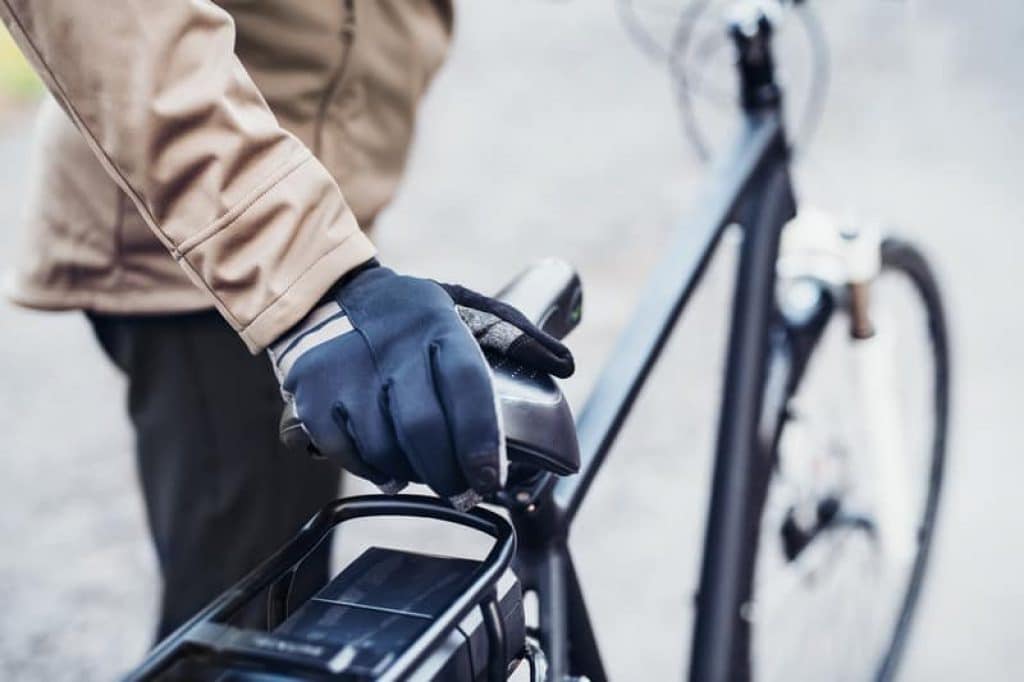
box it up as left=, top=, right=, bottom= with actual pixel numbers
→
left=269, top=262, right=574, bottom=511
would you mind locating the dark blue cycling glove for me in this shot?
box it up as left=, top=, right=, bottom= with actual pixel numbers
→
left=270, top=261, right=573, bottom=510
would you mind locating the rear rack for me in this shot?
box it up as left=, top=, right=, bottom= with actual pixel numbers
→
left=125, top=495, right=517, bottom=682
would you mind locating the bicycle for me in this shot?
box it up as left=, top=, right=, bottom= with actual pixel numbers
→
left=126, top=4, right=948, bottom=681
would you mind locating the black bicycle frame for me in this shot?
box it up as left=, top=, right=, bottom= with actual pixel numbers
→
left=509, top=16, right=797, bottom=682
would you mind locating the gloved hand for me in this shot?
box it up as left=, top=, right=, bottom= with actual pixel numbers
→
left=270, top=261, right=574, bottom=510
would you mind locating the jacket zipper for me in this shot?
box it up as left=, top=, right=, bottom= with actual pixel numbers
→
left=314, top=0, right=357, bottom=155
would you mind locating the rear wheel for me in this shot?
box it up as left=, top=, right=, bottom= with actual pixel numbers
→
left=747, top=237, right=949, bottom=681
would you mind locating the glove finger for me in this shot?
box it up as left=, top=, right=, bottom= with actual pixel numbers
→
left=429, top=334, right=505, bottom=496
left=385, top=362, right=469, bottom=499
left=504, top=331, right=575, bottom=379
left=334, top=381, right=418, bottom=486
left=331, top=401, right=408, bottom=493
left=442, top=283, right=575, bottom=378
left=282, top=392, right=399, bottom=489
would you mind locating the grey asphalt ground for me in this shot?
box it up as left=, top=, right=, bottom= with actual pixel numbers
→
left=1, top=1, right=1022, bottom=680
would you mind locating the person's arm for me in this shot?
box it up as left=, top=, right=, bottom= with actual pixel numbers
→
left=0, top=0, right=374, bottom=351
left=1, top=0, right=577, bottom=507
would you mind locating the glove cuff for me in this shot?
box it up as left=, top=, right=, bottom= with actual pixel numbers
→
left=268, top=258, right=380, bottom=383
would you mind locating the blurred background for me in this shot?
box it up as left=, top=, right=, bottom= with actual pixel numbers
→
left=0, top=0, right=1021, bottom=679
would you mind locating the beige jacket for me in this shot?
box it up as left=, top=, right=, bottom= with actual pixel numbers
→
left=1, top=0, right=451, bottom=351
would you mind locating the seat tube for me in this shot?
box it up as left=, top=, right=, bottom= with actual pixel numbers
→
left=687, top=8, right=797, bottom=679
left=688, top=158, right=795, bottom=682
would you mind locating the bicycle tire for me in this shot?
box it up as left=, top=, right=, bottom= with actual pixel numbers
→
left=745, top=236, right=950, bottom=681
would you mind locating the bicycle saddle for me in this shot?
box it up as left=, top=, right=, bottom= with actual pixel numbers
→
left=490, top=258, right=582, bottom=477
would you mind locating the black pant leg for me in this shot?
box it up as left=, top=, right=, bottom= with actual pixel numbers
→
left=88, top=310, right=340, bottom=640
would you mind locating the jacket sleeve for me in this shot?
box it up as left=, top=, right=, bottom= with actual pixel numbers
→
left=0, top=0, right=376, bottom=352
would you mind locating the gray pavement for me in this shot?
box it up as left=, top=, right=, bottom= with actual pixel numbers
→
left=1, top=1, right=1022, bottom=679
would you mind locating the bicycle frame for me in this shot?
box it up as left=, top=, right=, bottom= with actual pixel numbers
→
left=510, top=16, right=798, bottom=682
